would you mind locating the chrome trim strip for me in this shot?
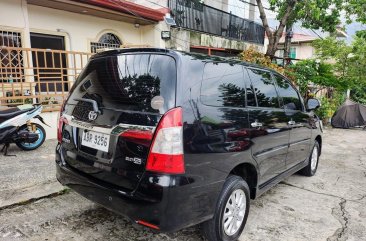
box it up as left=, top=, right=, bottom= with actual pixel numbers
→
left=289, top=139, right=310, bottom=147
left=255, top=145, right=288, bottom=158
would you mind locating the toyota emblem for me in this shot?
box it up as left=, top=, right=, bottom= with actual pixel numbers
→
left=88, top=111, right=98, bottom=121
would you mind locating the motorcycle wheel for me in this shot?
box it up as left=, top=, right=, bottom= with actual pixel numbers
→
left=16, top=124, right=46, bottom=151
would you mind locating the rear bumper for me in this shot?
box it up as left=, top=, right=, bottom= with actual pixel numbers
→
left=55, top=144, right=215, bottom=232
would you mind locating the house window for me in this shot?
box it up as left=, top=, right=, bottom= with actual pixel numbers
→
left=0, top=30, right=23, bottom=83
left=0, top=30, right=22, bottom=47
left=90, top=33, right=122, bottom=53
left=277, top=49, right=284, bottom=58
left=289, top=47, right=297, bottom=59
left=276, top=48, right=296, bottom=59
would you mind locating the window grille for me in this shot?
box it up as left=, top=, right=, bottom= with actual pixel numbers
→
left=0, top=30, right=24, bottom=83
left=90, top=33, right=122, bottom=53
left=0, top=30, right=22, bottom=47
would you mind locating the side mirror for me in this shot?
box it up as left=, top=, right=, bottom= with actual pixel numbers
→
left=307, top=98, right=321, bottom=111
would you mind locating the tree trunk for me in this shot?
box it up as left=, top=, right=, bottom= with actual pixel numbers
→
left=266, top=36, right=274, bottom=57
left=283, top=24, right=293, bottom=65
left=258, top=0, right=298, bottom=58
left=266, top=41, right=277, bottom=57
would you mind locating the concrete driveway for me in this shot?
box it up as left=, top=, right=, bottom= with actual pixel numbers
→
left=0, top=128, right=365, bottom=241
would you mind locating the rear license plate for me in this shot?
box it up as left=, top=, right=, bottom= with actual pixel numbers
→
left=81, top=130, right=109, bottom=152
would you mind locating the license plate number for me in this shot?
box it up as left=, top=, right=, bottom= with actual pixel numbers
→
left=81, top=130, right=109, bottom=152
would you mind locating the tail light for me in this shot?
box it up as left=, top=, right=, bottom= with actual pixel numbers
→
left=146, top=107, right=185, bottom=174
left=57, top=97, right=69, bottom=143
left=57, top=116, right=68, bottom=143
left=120, top=130, right=153, bottom=141
left=120, top=129, right=153, bottom=147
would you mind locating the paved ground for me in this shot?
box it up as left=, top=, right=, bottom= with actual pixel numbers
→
left=0, top=141, right=64, bottom=208
left=0, top=128, right=365, bottom=241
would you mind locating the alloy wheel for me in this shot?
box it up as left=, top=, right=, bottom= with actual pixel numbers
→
left=223, top=189, right=246, bottom=236
left=310, top=146, right=318, bottom=171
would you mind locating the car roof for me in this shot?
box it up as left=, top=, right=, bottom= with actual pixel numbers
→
left=90, top=48, right=275, bottom=72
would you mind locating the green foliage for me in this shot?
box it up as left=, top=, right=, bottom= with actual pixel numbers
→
left=287, top=60, right=338, bottom=96
left=312, top=36, right=366, bottom=103
left=239, top=49, right=338, bottom=98
left=355, top=30, right=366, bottom=39
left=259, top=0, right=366, bottom=56
left=267, top=0, right=344, bottom=32
left=315, top=91, right=345, bottom=122
left=344, top=0, right=366, bottom=24
left=351, top=86, right=366, bottom=105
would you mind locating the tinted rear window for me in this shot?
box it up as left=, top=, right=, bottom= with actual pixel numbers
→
left=71, top=54, right=176, bottom=113
left=201, top=63, right=245, bottom=108
left=247, top=68, right=279, bottom=108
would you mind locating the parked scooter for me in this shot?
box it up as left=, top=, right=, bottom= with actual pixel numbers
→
left=0, top=104, right=48, bottom=156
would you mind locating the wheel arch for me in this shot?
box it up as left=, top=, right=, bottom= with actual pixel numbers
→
left=229, top=162, right=258, bottom=199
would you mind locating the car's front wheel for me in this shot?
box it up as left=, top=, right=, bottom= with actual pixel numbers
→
left=299, top=141, right=320, bottom=176
left=201, top=175, right=250, bottom=241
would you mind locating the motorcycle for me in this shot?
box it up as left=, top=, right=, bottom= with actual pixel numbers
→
left=0, top=104, right=48, bottom=156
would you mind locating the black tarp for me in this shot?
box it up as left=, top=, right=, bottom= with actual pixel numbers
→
left=331, top=99, right=366, bottom=128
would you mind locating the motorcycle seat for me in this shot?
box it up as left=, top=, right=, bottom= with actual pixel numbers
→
left=0, top=106, right=35, bottom=122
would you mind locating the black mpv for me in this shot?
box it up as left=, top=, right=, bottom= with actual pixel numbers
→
left=56, top=48, right=323, bottom=241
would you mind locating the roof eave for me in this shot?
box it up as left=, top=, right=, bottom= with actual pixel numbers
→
left=75, top=0, right=166, bottom=21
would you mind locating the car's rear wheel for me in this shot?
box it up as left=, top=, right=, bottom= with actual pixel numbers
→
left=201, top=175, right=250, bottom=241
left=299, top=141, right=320, bottom=176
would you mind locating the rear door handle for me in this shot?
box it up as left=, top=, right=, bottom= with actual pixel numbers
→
left=251, top=120, right=263, bottom=128
left=288, top=120, right=296, bottom=125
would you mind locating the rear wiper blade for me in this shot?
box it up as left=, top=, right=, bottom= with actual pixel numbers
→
left=73, top=98, right=101, bottom=114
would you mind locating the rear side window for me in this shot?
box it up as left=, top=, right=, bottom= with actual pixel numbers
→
left=273, top=74, right=302, bottom=111
left=246, top=68, right=279, bottom=108
left=201, top=63, right=245, bottom=108
left=72, top=54, right=176, bottom=113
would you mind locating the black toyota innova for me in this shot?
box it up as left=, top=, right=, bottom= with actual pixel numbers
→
left=56, top=48, right=323, bottom=241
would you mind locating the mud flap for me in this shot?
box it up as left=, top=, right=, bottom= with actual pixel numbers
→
left=35, top=115, right=50, bottom=127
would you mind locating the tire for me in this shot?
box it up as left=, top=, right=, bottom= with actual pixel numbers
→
left=16, top=123, right=46, bottom=151
left=201, top=175, right=250, bottom=241
left=299, top=141, right=320, bottom=177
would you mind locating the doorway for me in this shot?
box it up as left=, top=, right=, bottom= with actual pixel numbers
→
left=30, top=33, right=68, bottom=93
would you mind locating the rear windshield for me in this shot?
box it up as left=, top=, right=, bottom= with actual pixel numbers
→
left=69, top=54, right=176, bottom=114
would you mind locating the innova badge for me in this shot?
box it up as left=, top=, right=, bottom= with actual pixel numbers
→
left=88, top=111, right=98, bottom=121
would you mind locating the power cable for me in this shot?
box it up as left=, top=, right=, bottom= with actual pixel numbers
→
left=311, top=29, right=324, bottom=39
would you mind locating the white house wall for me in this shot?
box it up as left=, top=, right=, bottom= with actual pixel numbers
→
left=0, top=0, right=164, bottom=52
left=0, top=0, right=166, bottom=140
left=140, top=22, right=169, bottom=49
left=28, top=5, right=142, bottom=52
left=205, top=0, right=229, bottom=12
left=0, top=0, right=25, bottom=29
left=295, top=43, right=315, bottom=60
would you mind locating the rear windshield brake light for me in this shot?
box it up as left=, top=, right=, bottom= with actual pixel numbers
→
left=120, top=130, right=153, bottom=140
